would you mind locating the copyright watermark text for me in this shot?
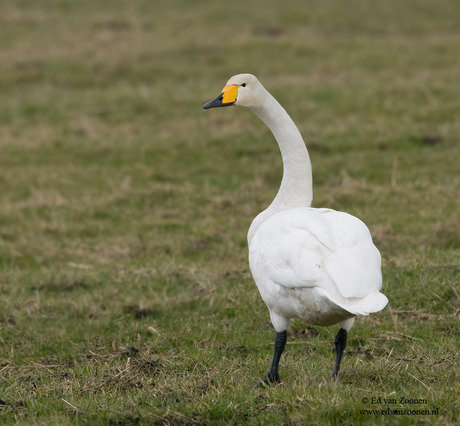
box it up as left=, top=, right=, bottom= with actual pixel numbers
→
left=360, top=395, right=439, bottom=416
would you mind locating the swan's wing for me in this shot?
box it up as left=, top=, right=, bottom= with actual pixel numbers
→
left=249, top=208, right=382, bottom=299
left=250, top=208, right=334, bottom=289
left=319, top=209, right=382, bottom=298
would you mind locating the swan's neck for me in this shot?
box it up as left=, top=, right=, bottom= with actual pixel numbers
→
left=248, top=93, right=313, bottom=244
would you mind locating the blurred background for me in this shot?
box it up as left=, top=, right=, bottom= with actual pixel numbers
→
left=0, top=0, right=459, bottom=424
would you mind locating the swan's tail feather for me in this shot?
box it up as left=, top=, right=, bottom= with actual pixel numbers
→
left=335, top=292, right=388, bottom=316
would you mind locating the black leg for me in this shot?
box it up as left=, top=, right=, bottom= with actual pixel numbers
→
left=331, top=328, right=347, bottom=378
left=257, top=331, right=287, bottom=386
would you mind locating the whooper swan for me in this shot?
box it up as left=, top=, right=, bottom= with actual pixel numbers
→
left=203, top=74, right=388, bottom=385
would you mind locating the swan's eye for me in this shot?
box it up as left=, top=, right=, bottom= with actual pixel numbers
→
left=241, top=83, right=246, bottom=87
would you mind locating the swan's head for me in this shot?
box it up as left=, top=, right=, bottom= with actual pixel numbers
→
left=203, top=73, right=267, bottom=110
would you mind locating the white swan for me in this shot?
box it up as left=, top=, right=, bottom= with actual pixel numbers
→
left=203, top=74, right=388, bottom=384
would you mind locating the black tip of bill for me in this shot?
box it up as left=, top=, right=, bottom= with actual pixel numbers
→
left=203, top=93, right=234, bottom=109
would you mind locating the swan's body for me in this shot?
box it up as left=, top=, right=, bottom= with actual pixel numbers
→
left=203, top=73, right=388, bottom=383
left=250, top=207, right=386, bottom=332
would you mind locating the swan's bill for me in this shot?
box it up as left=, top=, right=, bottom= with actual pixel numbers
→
left=203, top=84, right=239, bottom=109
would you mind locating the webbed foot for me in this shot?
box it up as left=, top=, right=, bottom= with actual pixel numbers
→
left=255, top=372, right=281, bottom=387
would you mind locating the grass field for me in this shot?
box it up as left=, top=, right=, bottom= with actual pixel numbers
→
left=0, top=0, right=459, bottom=424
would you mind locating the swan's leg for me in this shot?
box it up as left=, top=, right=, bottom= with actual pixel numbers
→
left=257, top=331, right=287, bottom=386
left=331, top=328, right=347, bottom=378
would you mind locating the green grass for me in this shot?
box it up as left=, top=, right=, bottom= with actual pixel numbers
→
left=0, top=0, right=459, bottom=424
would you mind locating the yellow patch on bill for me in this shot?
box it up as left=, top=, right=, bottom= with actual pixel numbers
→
left=222, top=85, right=239, bottom=104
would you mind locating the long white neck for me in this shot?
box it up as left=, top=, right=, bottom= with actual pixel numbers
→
left=248, top=92, right=313, bottom=244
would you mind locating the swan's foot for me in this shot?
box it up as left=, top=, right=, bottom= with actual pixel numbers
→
left=256, top=330, right=287, bottom=387
left=331, top=328, right=347, bottom=378
left=255, top=371, right=281, bottom=387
